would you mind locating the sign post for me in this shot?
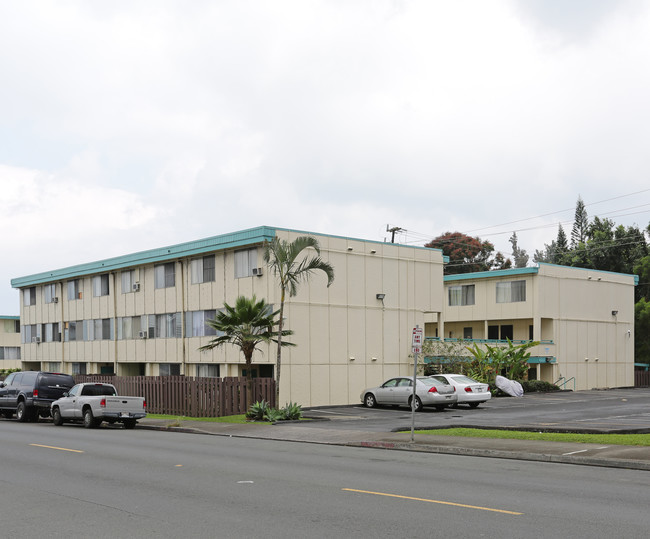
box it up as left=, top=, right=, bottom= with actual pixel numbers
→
left=410, top=325, right=423, bottom=441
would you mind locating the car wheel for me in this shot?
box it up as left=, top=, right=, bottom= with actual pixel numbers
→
left=123, top=419, right=136, bottom=429
left=410, top=396, right=422, bottom=412
left=83, top=408, right=98, bottom=429
left=468, top=402, right=480, bottom=408
left=16, top=401, right=29, bottom=423
left=52, top=407, right=64, bottom=426
left=364, top=393, right=377, bottom=408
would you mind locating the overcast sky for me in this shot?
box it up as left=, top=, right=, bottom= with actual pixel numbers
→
left=2, top=0, right=650, bottom=312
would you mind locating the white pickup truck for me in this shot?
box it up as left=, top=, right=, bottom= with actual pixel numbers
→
left=51, top=383, right=146, bottom=429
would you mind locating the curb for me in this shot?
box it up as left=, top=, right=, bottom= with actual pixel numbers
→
left=137, top=423, right=650, bottom=471
left=349, top=440, right=650, bottom=471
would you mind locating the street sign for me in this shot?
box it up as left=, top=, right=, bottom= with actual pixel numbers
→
left=412, top=326, right=423, bottom=354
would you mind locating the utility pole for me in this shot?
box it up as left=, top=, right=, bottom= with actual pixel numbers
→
left=386, top=225, right=403, bottom=243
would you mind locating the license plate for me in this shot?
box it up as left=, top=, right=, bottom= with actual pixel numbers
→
left=475, top=388, right=483, bottom=392
left=120, top=412, right=130, bottom=418
left=444, top=395, right=452, bottom=399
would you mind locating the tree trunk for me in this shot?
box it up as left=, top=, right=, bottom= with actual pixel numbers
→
left=275, top=287, right=286, bottom=406
left=245, top=353, right=254, bottom=409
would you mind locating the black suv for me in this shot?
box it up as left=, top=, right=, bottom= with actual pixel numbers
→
left=0, top=371, right=75, bottom=422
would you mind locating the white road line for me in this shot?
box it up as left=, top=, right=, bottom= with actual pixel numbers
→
left=563, top=449, right=588, bottom=456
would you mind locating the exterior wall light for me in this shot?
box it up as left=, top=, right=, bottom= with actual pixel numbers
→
left=376, top=293, right=385, bottom=300
left=612, top=310, right=618, bottom=316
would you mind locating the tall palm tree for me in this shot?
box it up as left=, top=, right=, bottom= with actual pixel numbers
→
left=199, top=295, right=294, bottom=406
left=263, top=236, right=335, bottom=403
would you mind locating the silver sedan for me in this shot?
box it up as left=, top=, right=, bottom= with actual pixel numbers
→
left=361, top=376, right=457, bottom=411
left=429, top=374, right=491, bottom=408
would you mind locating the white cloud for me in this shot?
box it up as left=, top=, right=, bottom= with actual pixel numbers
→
left=1, top=0, right=649, bottom=310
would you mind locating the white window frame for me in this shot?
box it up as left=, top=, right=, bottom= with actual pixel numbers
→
left=448, top=284, right=475, bottom=306
left=44, top=283, right=56, bottom=304
left=93, top=274, right=110, bottom=297
left=191, top=255, right=216, bottom=284
left=496, top=280, right=526, bottom=303
left=234, top=248, right=257, bottom=278
left=155, top=263, right=176, bottom=289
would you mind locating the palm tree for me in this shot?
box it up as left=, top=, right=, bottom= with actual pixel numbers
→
left=199, top=295, right=294, bottom=406
left=263, top=236, right=335, bottom=403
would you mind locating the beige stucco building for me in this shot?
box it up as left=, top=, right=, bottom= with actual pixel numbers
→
left=11, top=226, right=446, bottom=406
left=0, top=315, right=21, bottom=371
left=432, top=263, right=637, bottom=390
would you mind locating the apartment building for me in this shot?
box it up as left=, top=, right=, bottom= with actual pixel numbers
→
left=0, top=315, right=21, bottom=370
left=11, top=226, right=446, bottom=406
left=431, top=263, right=637, bottom=390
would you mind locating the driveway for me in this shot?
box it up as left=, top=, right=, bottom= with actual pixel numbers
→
left=302, top=388, right=650, bottom=433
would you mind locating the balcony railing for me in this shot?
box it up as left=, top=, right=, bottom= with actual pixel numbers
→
left=425, top=337, right=554, bottom=345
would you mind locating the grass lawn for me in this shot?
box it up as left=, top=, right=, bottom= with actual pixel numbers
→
left=417, top=428, right=650, bottom=446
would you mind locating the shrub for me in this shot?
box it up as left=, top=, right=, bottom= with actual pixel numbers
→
left=264, top=408, right=284, bottom=422
left=246, top=400, right=271, bottom=421
left=280, top=402, right=302, bottom=421
left=522, top=380, right=560, bottom=393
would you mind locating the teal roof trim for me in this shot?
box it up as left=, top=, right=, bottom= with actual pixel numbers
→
left=0, top=315, right=19, bottom=320
left=11, top=226, right=277, bottom=288
left=444, top=266, right=539, bottom=282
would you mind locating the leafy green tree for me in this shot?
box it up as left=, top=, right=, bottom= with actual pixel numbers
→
left=263, top=236, right=335, bottom=404
left=571, top=196, right=588, bottom=247
left=199, top=295, right=294, bottom=405
left=465, top=339, right=539, bottom=384
left=509, top=231, right=529, bottom=268
left=635, top=299, right=650, bottom=365
left=425, top=231, right=501, bottom=274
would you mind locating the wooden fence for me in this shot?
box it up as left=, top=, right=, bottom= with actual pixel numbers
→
left=634, top=370, right=650, bottom=388
left=74, top=375, right=275, bottom=417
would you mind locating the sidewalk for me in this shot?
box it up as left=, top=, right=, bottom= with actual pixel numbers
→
left=136, top=417, right=650, bottom=471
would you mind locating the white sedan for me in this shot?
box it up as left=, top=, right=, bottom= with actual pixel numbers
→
left=429, top=374, right=491, bottom=408
left=361, top=376, right=457, bottom=411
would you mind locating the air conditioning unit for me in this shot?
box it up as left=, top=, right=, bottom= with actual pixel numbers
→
left=138, top=330, right=148, bottom=339
left=52, top=296, right=59, bottom=303
left=32, top=336, right=41, bottom=344
left=132, top=282, right=140, bottom=292
left=252, top=267, right=263, bottom=276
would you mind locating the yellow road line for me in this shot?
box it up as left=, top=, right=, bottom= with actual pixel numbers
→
left=30, top=444, right=84, bottom=454
left=342, top=488, right=523, bottom=515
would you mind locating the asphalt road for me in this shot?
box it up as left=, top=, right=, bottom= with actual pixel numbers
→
left=303, top=388, right=650, bottom=433
left=1, top=420, right=649, bottom=538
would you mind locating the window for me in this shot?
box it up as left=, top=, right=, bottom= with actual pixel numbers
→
left=121, top=270, right=136, bottom=293
left=196, top=364, right=220, bottom=378
left=117, top=316, right=143, bottom=340
left=191, top=255, right=216, bottom=284
left=496, top=280, right=526, bottom=303
left=234, top=248, right=257, bottom=278
left=488, top=325, right=499, bottom=340
left=22, top=324, right=40, bottom=344
left=44, top=284, right=57, bottom=304
left=463, top=327, right=473, bottom=339
left=71, top=363, right=87, bottom=375
left=155, top=313, right=181, bottom=338
left=44, top=323, right=61, bottom=342
left=186, top=310, right=218, bottom=337
left=67, top=280, right=81, bottom=300
left=0, top=347, right=21, bottom=360
left=23, top=287, right=36, bottom=306
left=65, top=321, right=83, bottom=342
left=159, top=363, right=181, bottom=376
left=45, top=362, right=61, bottom=372
left=448, top=284, right=475, bottom=306
left=155, top=263, right=176, bottom=289
left=93, top=274, right=110, bottom=297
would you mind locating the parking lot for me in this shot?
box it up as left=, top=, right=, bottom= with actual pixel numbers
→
left=303, top=388, right=650, bottom=433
